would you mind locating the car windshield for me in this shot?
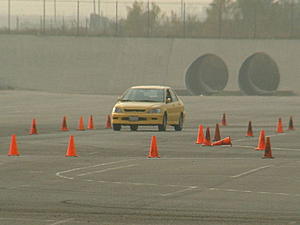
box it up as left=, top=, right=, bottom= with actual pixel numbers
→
left=121, top=88, right=164, bottom=102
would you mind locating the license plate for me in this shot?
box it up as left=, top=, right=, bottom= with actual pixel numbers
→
left=129, top=116, right=139, bottom=121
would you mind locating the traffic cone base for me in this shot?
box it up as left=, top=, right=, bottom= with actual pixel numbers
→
left=195, top=125, right=204, bottom=144
left=8, top=135, right=20, bottom=156
left=66, top=136, right=77, bottom=157
left=148, top=136, right=160, bottom=158
left=212, top=137, right=232, bottom=146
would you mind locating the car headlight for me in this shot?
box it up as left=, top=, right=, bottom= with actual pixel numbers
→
left=113, top=107, right=123, bottom=113
left=148, top=108, right=161, bottom=114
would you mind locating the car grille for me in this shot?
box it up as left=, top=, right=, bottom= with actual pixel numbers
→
left=122, top=117, right=147, bottom=121
left=124, top=109, right=146, bottom=112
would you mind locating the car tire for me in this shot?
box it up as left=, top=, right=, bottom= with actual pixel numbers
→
left=174, top=114, right=183, bottom=131
left=112, top=124, right=121, bottom=131
left=130, top=125, right=138, bottom=131
left=158, top=114, right=167, bottom=131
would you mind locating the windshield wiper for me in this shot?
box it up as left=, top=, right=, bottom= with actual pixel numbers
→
left=120, top=99, right=132, bottom=102
left=135, top=100, right=161, bottom=102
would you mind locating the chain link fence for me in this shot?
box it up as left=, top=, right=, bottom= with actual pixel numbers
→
left=0, top=0, right=299, bottom=38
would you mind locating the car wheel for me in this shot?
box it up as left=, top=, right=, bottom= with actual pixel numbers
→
left=112, top=124, right=121, bottom=131
left=158, top=114, right=167, bottom=131
left=174, top=114, right=183, bottom=131
left=130, top=125, right=138, bottom=131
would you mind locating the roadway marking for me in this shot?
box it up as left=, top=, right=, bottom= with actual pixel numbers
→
left=209, top=188, right=300, bottom=198
left=230, top=165, right=273, bottom=178
left=49, top=218, right=74, bottom=225
left=234, top=144, right=300, bottom=152
left=160, top=186, right=198, bottom=197
left=56, top=159, right=136, bottom=179
left=77, top=164, right=137, bottom=177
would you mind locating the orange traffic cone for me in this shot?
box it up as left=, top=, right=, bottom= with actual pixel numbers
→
left=221, top=113, right=227, bottom=126
left=148, top=136, right=160, bottom=158
left=77, top=116, right=85, bottom=131
left=195, top=125, right=204, bottom=144
left=8, top=134, right=20, bottom=156
left=65, top=136, right=77, bottom=157
left=61, top=116, right=69, bottom=131
left=246, top=121, right=254, bottom=137
left=87, top=115, right=94, bottom=129
left=288, top=116, right=294, bottom=131
left=202, top=127, right=212, bottom=146
left=30, top=118, right=38, bottom=135
left=212, top=136, right=232, bottom=146
left=276, top=117, right=284, bottom=133
left=263, top=136, right=273, bottom=159
left=213, top=123, right=221, bottom=141
left=255, top=129, right=266, bottom=151
left=106, top=115, right=112, bottom=129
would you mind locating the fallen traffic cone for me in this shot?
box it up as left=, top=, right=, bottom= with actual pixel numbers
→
left=263, top=136, right=273, bottom=159
left=195, top=125, right=204, bottom=144
left=30, top=118, right=38, bottom=135
left=276, top=117, right=284, bottom=133
left=288, top=116, right=294, bottom=131
left=8, top=134, right=20, bottom=156
left=77, top=116, right=85, bottom=131
left=246, top=121, right=254, bottom=137
left=202, top=127, right=212, bottom=146
left=65, top=135, right=77, bottom=157
left=221, top=113, right=227, bottom=126
left=212, top=136, right=232, bottom=146
left=148, top=136, right=160, bottom=158
left=61, top=116, right=69, bottom=131
left=213, top=123, right=221, bottom=141
left=106, top=115, right=112, bottom=129
left=87, top=115, right=94, bottom=129
left=255, top=129, right=266, bottom=151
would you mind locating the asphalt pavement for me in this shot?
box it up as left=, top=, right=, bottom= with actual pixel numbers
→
left=0, top=90, right=299, bottom=225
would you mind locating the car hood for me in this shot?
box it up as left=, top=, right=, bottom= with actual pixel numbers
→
left=115, top=101, right=163, bottom=109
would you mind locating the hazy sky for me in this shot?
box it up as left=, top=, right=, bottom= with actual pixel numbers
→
left=0, top=0, right=212, bottom=18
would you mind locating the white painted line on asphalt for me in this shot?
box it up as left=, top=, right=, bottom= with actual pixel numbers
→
left=49, top=218, right=74, bottom=225
left=160, top=186, right=198, bottom=197
left=0, top=218, right=55, bottom=222
left=56, top=159, right=136, bottom=179
left=234, top=133, right=287, bottom=142
left=77, top=164, right=137, bottom=176
left=234, top=144, right=300, bottom=152
left=288, top=221, right=297, bottom=225
left=230, top=165, right=273, bottom=178
left=209, top=188, right=300, bottom=198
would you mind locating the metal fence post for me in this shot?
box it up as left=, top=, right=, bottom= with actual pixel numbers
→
left=147, top=0, right=150, bottom=37
left=115, top=1, right=118, bottom=36
left=43, top=0, right=46, bottom=33
left=8, top=0, right=11, bottom=32
left=183, top=2, right=186, bottom=38
left=54, top=0, right=57, bottom=25
left=77, top=0, right=80, bottom=36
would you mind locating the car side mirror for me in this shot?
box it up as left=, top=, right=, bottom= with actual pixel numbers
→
left=117, top=96, right=121, bottom=101
left=166, top=97, right=172, bottom=104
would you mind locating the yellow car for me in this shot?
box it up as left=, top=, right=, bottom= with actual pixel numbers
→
left=111, top=86, right=185, bottom=131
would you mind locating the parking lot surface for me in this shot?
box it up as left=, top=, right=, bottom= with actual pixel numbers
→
left=0, top=90, right=299, bottom=225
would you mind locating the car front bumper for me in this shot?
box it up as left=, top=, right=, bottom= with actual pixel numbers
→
left=112, top=113, right=163, bottom=125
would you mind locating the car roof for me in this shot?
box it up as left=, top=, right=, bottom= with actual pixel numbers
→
left=130, top=85, right=171, bottom=90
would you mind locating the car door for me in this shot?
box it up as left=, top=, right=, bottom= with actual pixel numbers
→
left=169, top=89, right=183, bottom=122
left=165, top=89, right=177, bottom=123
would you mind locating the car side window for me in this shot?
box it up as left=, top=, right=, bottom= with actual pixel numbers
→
left=170, top=89, right=178, bottom=102
left=166, top=90, right=173, bottom=103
